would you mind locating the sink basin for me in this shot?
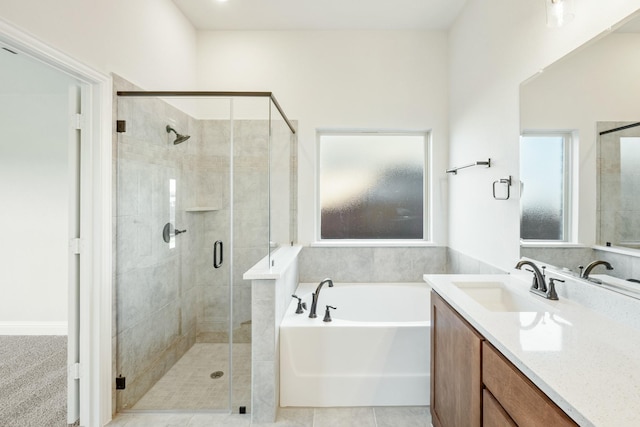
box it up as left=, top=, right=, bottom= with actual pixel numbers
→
left=452, top=281, right=543, bottom=312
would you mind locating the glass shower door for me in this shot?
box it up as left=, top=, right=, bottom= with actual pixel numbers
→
left=114, top=93, right=233, bottom=412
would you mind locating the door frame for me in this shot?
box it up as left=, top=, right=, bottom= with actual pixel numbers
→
left=0, top=18, right=113, bottom=427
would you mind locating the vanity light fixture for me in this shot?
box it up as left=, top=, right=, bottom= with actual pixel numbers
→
left=545, top=0, right=575, bottom=28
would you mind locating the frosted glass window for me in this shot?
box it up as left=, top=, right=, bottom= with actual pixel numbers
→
left=319, top=133, right=425, bottom=240
left=520, top=134, right=569, bottom=241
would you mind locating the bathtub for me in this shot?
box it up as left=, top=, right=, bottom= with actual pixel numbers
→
left=280, top=282, right=430, bottom=407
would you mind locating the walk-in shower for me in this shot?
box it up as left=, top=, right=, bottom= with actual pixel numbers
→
left=113, top=79, right=296, bottom=414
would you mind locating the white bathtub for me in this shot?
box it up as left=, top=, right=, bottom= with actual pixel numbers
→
left=280, top=282, right=431, bottom=407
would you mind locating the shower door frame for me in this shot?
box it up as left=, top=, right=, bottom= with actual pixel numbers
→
left=116, top=91, right=295, bottom=135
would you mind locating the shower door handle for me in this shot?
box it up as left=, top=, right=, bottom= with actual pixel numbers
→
left=213, top=240, right=223, bottom=268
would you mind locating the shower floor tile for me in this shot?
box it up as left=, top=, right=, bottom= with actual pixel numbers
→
left=131, top=343, right=251, bottom=411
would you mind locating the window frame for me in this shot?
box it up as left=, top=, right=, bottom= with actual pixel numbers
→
left=519, top=131, right=574, bottom=244
left=315, top=130, right=431, bottom=246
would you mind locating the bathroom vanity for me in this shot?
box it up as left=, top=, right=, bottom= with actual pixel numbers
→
left=430, top=291, right=575, bottom=426
left=425, top=272, right=640, bottom=427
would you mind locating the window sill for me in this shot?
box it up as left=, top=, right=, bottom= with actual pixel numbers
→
left=593, top=245, right=640, bottom=258
left=311, top=240, right=440, bottom=248
left=520, top=241, right=586, bottom=248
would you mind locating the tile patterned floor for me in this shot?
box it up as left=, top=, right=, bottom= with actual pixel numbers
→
left=107, top=406, right=432, bottom=427
left=130, top=343, right=251, bottom=411
left=114, top=343, right=432, bottom=426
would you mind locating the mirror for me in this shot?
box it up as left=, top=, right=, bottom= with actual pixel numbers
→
left=520, top=12, right=640, bottom=271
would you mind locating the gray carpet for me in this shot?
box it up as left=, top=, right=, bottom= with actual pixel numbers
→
left=0, top=336, right=67, bottom=427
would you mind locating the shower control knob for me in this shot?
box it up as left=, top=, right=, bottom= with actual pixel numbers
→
left=175, top=229, right=187, bottom=236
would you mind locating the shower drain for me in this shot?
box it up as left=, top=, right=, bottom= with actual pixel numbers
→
left=210, top=371, right=224, bottom=379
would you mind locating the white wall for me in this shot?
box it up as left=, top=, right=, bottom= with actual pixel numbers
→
left=0, top=0, right=197, bottom=90
left=0, top=51, right=77, bottom=331
left=448, top=0, right=640, bottom=271
left=521, top=32, right=640, bottom=247
left=197, top=30, right=449, bottom=245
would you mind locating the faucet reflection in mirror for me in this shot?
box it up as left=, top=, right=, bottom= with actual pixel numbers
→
left=579, top=260, right=614, bottom=282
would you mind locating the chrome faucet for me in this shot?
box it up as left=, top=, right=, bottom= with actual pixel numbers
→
left=580, top=260, right=614, bottom=280
left=515, top=260, right=560, bottom=300
left=309, top=278, right=333, bottom=318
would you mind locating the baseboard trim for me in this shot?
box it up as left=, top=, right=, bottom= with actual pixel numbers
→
left=0, top=321, right=68, bottom=335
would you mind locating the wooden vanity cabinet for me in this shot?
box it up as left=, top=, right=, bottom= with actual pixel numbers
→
left=430, top=290, right=578, bottom=427
left=431, top=290, right=483, bottom=427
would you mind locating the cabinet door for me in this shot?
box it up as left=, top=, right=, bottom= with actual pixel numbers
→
left=483, top=389, right=517, bottom=427
left=431, top=290, right=483, bottom=427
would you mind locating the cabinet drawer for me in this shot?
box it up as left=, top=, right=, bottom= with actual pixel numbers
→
left=482, top=342, right=577, bottom=427
left=483, top=389, right=516, bottom=427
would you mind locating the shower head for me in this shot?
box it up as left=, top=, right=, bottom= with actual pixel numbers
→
left=166, top=125, right=191, bottom=145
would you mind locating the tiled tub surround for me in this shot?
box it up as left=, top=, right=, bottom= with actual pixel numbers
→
left=244, top=246, right=302, bottom=423
left=299, top=246, right=504, bottom=283
left=299, top=246, right=448, bottom=282
left=424, top=270, right=640, bottom=426
left=114, top=78, right=289, bottom=411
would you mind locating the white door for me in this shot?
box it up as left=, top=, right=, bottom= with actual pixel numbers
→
left=67, top=83, right=82, bottom=425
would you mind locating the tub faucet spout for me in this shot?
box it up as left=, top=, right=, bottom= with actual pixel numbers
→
left=309, top=278, right=333, bottom=318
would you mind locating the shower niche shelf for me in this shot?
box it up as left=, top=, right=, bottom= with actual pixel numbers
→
left=185, top=206, right=221, bottom=212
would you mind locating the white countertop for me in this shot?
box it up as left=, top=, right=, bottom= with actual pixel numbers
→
left=424, top=272, right=640, bottom=427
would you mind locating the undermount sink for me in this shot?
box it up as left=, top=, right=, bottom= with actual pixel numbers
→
left=452, top=281, right=544, bottom=312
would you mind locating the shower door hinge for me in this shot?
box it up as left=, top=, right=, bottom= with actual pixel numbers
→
left=70, top=238, right=82, bottom=255
left=69, top=363, right=81, bottom=380
left=73, top=113, right=84, bottom=131
left=116, top=375, right=126, bottom=390
left=116, top=120, right=126, bottom=133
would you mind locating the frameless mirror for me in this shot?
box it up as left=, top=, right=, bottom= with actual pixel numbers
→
left=519, top=12, right=640, bottom=270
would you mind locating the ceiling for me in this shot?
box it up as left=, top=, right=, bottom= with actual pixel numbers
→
left=172, top=0, right=468, bottom=31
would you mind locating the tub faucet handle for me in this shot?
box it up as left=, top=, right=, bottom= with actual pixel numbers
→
left=323, top=305, right=337, bottom=322
left=291, top=294, right=307, bottom=314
